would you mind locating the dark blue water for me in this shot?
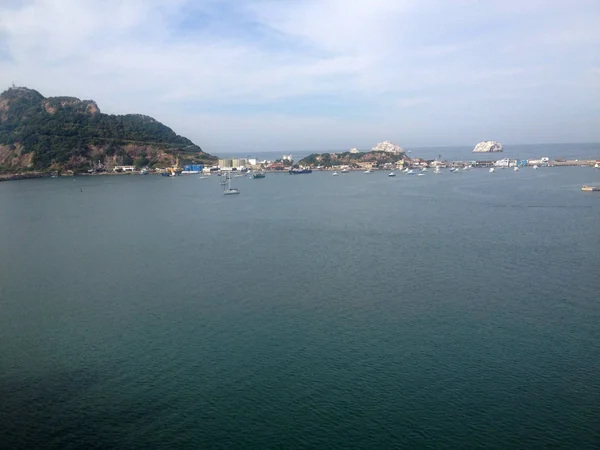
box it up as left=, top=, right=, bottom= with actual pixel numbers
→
left=1, top=164, right=599, bottom=448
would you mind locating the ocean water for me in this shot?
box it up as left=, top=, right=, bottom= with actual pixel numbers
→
left=1, top=164, right=600, bottom=448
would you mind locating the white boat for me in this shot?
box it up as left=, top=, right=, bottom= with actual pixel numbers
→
left=403, top=168, right=409, bottom=173
left=417, top=173, right=425, bottom=176
left=421, top=167, right=427, bottom=172
left=332, top=172, right=339, bottom=176
left=434, top=167, right=441, bottom=174
left=341, top=168, right=349, bottom=173
left=388, top=172, right=396, bottom=177
left=364, top=170, right=372, bottom=174
left=595, top=163, right=599, bottom=169
left=407, top=169, right=415, bottom=175
left=489, top=167, right=495, bottom=173
left=223, top=173, right=240, bottom=195
left=513, top=166, right=519, bottom=172
left=199, top=175, right=209, bottom=179
left=533, top=165, right=538, bottom=170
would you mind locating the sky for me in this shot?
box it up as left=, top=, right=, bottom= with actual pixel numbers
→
left=0, top=0, right=599, bottom=153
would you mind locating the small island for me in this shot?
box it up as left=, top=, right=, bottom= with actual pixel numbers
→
left=296, top=141, right=413, bottom=170
left=473, top=141, right=503, bottom=153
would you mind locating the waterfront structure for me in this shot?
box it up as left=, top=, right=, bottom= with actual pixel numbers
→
left=182, top=164, right=204, bottom=174
left=218, top=158, right=248, bottom=170
left=494, top=158, right=512, bottom=168
left=114, top=165, right=135, bottom=172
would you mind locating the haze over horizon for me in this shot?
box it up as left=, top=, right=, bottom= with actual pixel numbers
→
left=1, top=0, right=599, bottom=153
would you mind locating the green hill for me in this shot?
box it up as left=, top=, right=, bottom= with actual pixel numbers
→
left=298, top=150, right=409, bottom=168
left=0, top=86, right=216, bottom=173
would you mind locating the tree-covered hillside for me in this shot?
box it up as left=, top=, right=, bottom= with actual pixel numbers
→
left=0, top=86, right=215, bottom=172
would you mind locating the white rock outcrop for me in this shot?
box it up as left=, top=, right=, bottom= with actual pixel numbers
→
left=473, top=141, right=503, bottom=153
left=371, top=141, right=404, bottom=153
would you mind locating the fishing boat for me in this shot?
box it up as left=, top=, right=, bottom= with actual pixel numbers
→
left=223, top=173, right=240, bottom=195
left=582, top=185, right=600, bottom=192
left=388, top=172, right=396, bottom=177
left=289, top=168, right=312, bottom=174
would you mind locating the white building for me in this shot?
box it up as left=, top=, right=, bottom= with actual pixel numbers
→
left=218, top=158, right=247, bottom=169
left=114, top=165, right=135, bottom=172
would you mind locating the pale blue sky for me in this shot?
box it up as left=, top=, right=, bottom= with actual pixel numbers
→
left=1, top=0, right=599, bottom=153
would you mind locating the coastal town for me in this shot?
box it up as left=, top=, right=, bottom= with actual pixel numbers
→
left=109, top=140, right=598, bottom=175
left=1, top=140, right=599, bottom=182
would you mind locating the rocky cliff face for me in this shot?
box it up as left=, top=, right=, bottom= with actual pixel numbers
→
left=473, top=141, right=503, bottom=152
left=0, top=86, right=216, bottom=172
left=371, top=141, right=404, bottom=153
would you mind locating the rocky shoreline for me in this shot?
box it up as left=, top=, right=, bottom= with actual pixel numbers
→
left=0, top=172, right=49, bottom=182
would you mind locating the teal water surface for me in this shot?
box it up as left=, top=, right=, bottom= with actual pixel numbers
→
left=1, top=166, right=599, bottom=448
